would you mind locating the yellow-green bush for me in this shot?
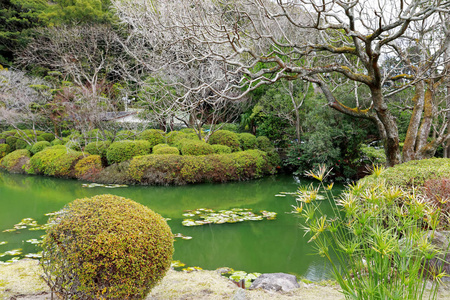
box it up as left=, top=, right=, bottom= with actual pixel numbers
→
left=256, top=136, right=273, bottom=151
left=138, top=129, right=165, bottom=148
left=5, top=136, right=17, bottom=151
left=153, top=146, right=180, bottom=155
left=166, top=131, right=188, bottom=145
left=115, top=130, right=136, bottom=141
left=153, top=143, right=170, bottom=152
left=208, top=130, right=240, bottom=151
left=211, top=144, right=232, bottom=154
left=106, top=140, right=150, bottom=164
left=39, top=132, right=55, bottom=142
left=84, top=141, right=111, bottom=160
left=0, top=144, right=11, bottom=159
left=0, top=149, right=30, bottom=173
left=238, top=133, right=258, bottom=150
left=30, top=141, right=51, bottom=155
left=74, top=155, right=103, bottom=181
left=27, top=147, right=86, bottom=177
left=41, top=194, right=174, bottom=299
left=180, top=139, right=214, bottom=156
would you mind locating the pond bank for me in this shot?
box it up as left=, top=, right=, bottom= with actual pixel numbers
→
left=2, top=260, right=450, bottom=300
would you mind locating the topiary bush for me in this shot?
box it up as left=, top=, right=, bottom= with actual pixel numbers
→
left=84, top=141, right=111, bottom=161
left=152, top=143, right=170, bottom=152
left=256, top=136, right=273, bottom=152
left=5, top=136, right=17, bottom=151
left=106, top=140, right=151, bottom=165
left=211, top=144, right=232, bottom=154
left=153, top=146, right=180, bottom=155
left=41, top=194, right=174, bottom=299
left=238, top=133, right=258, bottom=150
left=74, top=155, right=103, bottom=181
left=39, top=132, right=55, bottom=142
left=0, top=149, right=30, bottom=173
left=208, top=130, right=240, bottom=151
left=0, top=144, right=11, bottom=159
left=115, top=130, right=136, bottom=141
left=30, top=141, right=51, bottom=155
left=180, top=139, right=214, bottom=156
left=65, top=139, right=83, bottom=151
left=166, top=131, right=188, bottom=145
left=51, top=138, right=68, bottom=146
left=138, top=129, right=165, bottom=148
left=27, top=147, right=86, bottom=177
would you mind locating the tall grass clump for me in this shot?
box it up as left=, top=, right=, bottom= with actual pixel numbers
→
left=294, top=165, right=448, bottom=300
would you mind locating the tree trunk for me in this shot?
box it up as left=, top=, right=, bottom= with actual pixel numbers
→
left=402, top=81, right=425, bottom=162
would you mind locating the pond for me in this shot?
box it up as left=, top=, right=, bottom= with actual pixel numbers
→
left=0, top=172, right=339, bottom=281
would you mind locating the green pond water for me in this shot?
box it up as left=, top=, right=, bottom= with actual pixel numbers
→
left=0, top=172, right=339, bottom=280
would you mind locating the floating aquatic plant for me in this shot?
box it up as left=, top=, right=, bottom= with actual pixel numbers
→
left=182, top=266, right=203, bottom=272
left=0, top=241, right=8, bottom=246
left=24, top=252, right=42, bottom=258
left=221, top=269, right=262, bottom=289
left=181, top=208, right=277, bottom=227
left=173, top=233, right=192, bottom=240
left=0, top=248, right=22, bottom=257
left=81, top=183, right=128, bottom=188
left=26, top=238, right=43, bottom=245
left=171, top=260, right=186, bottom=268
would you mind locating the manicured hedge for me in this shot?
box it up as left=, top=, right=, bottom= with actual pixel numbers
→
left=179, top=139, right=214, bottom=156
left=30, top=141, right=51, bottom=155
left=5, top=136, right=17, bottom=151
left=138, top=129, right=165, bottom=148
left=256, top=136, right=273, bottom=151
left=127, top=150, right=275, bottom=185
left=84, top=141, right=111, bottom=160
left=211, top=144, right=232, bottom=154
left=40, top=132, right=55, bottom=142
left=208, top=130, right=240, bottom=151
left=153, top=146, right=180, bottom=155
left=238, top=133, right=258, bottom=150
left=152, top=144, right=170, bottom=152
left=166, top=131, right=188, bottom=146
left=0, top=149, right=30, bottom=173
left=0, top=144, right=11, bottom=159
left=106, top=140, right=150, bottom=164
left=74, top=155, right=103, bottom=181
left=27, top=147, right=86, bottom=177
left=115, top=130, right=136, bottom=141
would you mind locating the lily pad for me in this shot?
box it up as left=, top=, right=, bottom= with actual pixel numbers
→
left=182, top=266, right=203, bottom=272
left=82, top=183, right=128, bottom=188
left=0, top=248, right=22, bottom=257
left=182, top=208, right=277, bottom=226
left=225, top=270, right=262, bottom=289
left=0, top=241, right=8, bottom=246
left=174, top=233, right=193, bottom=240
left=26, top=238, right=43, bottom=245
left=171, top=260, right=186, bottom=268
left=24, top=252, right=42, bottom=258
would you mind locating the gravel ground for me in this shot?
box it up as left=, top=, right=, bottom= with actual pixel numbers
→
left=1, top=259, right=449, bottom=300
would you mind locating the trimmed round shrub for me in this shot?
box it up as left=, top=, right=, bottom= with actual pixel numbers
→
left=41, top=194, right=174, bottom=299
left=51, top=138, right=68, bottom=146
left=180, top=128, right=196, bottom=134
left=107, top=140, right=151, bottom=164
left=153, top=146, right=180, bottom=155
left=0, top=144, right=11, bottom=159
left=208, top=130, right=240, bottom=151
left=115, top=130, right=136, bottom=141
left=180, top=139, right=214, bottom=156
left=256, top=136, right=273, bottom=151
left=30, top=141, right=51, bottom=155
left=238, top=133, right=258, bottom=150
left=84, top=141, right=111, bottom=159
left=27, top=147, right=86, bottom=177
left=0, top=149, right=30, bottom=173
left=166, top=131, right=188, bottom=145
left=5, top=136, right=17, bottom=151
left=74, top=155, right=103, bottom=181
left=152, top=143, right=170, bottom=152
left=15, top=136, right=44, bottom=150
left=39, top=132, right=55, bottom=142
left=212, top=144, right=232, bottom=154
left=138, top=129, right=165, bottom=148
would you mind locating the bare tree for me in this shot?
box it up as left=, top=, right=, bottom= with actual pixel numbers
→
left=113, top=0, right=450, bottom=166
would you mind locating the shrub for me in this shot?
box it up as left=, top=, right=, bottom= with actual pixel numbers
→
left=256, top=136, right=273, bottom=151
left=361, top=158, right=450, bottom=189
left=0, top=144, right=11, bottom=159
left=65, top=139, right=83, bottom=151
left=138, top=129, right=165, bottom=148
left=51, top=138, right=68, bottom=146
left=27, top=147, right=86, bottom=177
left=5, top=136, right=17, bottom=151
left=0, top=149, right=30, bottom=173
left=208, top=130, right=240, bottom=151
left=180, top=140, right=214, bottom=156
left=107, top=140, right=151, bottom=164
left=41, top=194, right=174, bottom=299
left=212, top=144, right=232, bottom=154
left=423, top=179, right=450, bottom=229
left=230, top=150, right=271, bottom=179
left=15, top=136, right=44, bottom=150
left=74, top=155, right=103, bottom=181
left=115, top=130, right=136, bottom=141
left=84, top=129, right=112, bottom=142
left=153, top=146, right=180, bottom=155
left=238, top=133, right=258, bottom=150
left=39, top=132, right=55, bottom=142
left=30, top=141, right=51, bottom=155
left=166, top=131, right=188, bottom=145
left=153, top=143, right=170, bottom=152
left=96, top=161, right=132, bottom=184
left=84, top=141, right=111, bottom=160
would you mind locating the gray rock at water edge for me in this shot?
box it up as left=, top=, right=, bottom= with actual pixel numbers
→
left=427, top=231, right=450, bottom=282
left=249, top=273, right=300, bottom=292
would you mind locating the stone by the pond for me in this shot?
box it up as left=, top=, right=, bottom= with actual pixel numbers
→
left=427, top=231, right=450, bottom=282
left=249, top=273, right=300, bottom=292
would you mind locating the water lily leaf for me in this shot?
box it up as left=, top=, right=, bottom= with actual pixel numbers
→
left=3, top=249, right=22, bottom=256
left=82, top=183, right=128, bottom=188
left=2, top=228, right=16, bottom=233
left=275, top=194, right=286, bottom=197
left=0, top=241, right=8, bottom=246
left=26, top=239, right=43, bottom=245
left=5, top=257, right=21, bottom=263
left=174, top=233, right=193, bottom=240
left=182, top=266, right=203, bottom=272
left=171, top=260, right=186, bottom=268
left=24, top=252, right=42, bottom=258
left=182, top=208, right=277, bottom=226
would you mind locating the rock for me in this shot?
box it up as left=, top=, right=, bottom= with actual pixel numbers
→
left=427, top=231, right=450, bottom=282
left=249, top=273, right=300, bottom=292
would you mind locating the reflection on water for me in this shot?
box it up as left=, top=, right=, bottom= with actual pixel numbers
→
left=0, top=171, right=339, bottom=280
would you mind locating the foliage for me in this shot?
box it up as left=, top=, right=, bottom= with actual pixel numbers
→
left=30, top=141, right=51, bottom=155
left=0, top=144, right=11, bottom=159
left=39, top=132, right=55, bottom=142
left=153, top=146, right=180, bottom=155
left=84, top=128, right=112, bottom=142
left=361, top=158, right=450, bottom=189
left=295, top=168, right=446, bottom=299
left=95, top=161, right=132, bottom=184
left=115, top=130, right=136, bottom=141
left=360, top=143, right=387, bottom=165
left=180, top=140, right=214, bottom=156
left=50, top=138, right=68, bottom=146
left=41, top=194, right=174, bottom=299
left=166, top=131, right=188, bottom=145
left=84, top=141, right=111, bottom=160
left=127, top=150, right=275, bottom=185
left=27, top=146, right=86, bottom=177
left=15, top=136, right=44, bottom=150
left=74, top=154, right=103, bottom=181
left=256, top=136, right=273, bottom=152
left=211, top=144, right=232, bottom=154
left=0, top=149, right=30, bottom=173
left=138, top=129, right=165, bottom=149
left=106, top=140, right=150, bottom=164
left=208, top=130, right=240, bottom=151
left=152, top=143, right=170, bottom=152
left=238, top=133, right=258, bottom=150
left=5, top=136, right=17, bottom=151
